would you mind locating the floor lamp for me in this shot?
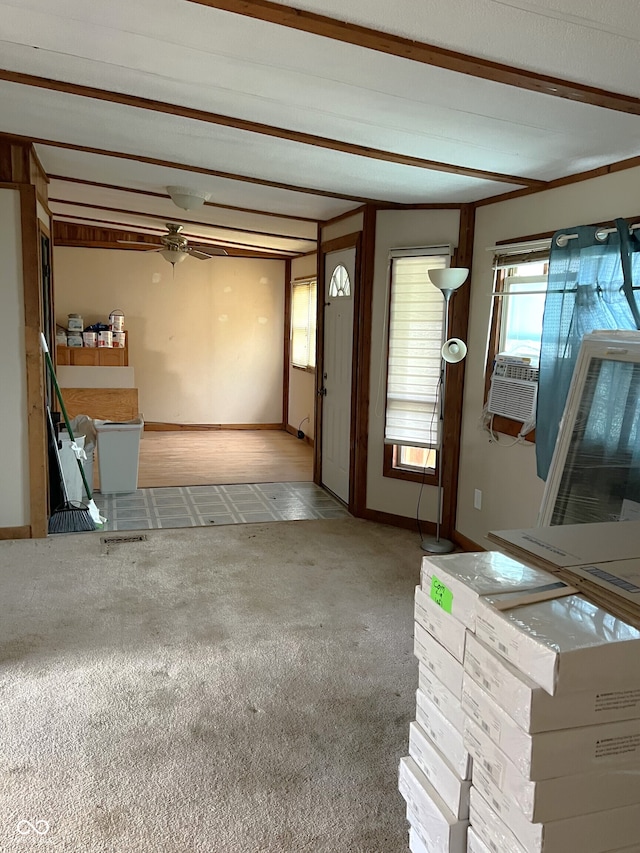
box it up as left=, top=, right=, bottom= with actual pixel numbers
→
left=421, top=267, right=469, bottom=554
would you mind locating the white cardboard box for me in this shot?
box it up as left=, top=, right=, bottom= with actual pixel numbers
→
left=469, top=787, right=525, bottom=853
left=467, top=828, right=492, bottom=853
left=462, top=673, right=640, bottom=779
left=414, top=621, right=464, bottom=698
left=416, top=688, right=472, bottom=779
left=464, top=631, right=640, bottom=732
left=409, top=720, right=471, bottom=819
left=489, top=520, right=640, bottom=569
left=399, top=757, right=468, bottom=853
left=419, top=662, right=466, bottom=733
left=464, top=717, right=640, bottom=823
left=409, top=825, right=429, bottom=853
left=420, top=552, right=556, bottom=631
left=415, top=585, right=467, bottom=662
left=471, top=769, right=640, bottom=853
left=474, top=592, right=640, bottom=695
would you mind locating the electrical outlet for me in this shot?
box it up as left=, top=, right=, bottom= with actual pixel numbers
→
left=474, top=489, right=482, bottom=510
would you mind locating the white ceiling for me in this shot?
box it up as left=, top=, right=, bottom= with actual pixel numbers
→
left=1, top=0, right=638, bottom=255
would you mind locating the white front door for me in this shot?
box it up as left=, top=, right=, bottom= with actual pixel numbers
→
left=321, top=248, right=355, bottom=503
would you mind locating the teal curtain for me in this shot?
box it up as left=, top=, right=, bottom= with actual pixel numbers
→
left=536, top=219, right=640, bottom=480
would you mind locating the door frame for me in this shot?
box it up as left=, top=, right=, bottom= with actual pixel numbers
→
left=315, top=223, right=372, bottom=515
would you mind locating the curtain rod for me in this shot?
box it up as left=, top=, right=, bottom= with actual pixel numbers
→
left=555, top=223, right=640, bottom=247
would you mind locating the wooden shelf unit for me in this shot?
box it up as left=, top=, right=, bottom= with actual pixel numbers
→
left=57, top=344, right=128, bottom=367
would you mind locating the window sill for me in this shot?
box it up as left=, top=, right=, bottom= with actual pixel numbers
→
left=489, top=413, right=536, bottom=443
left=292, top=365, right=316, bottom=374
left=383, top=445, right=438, bottom=485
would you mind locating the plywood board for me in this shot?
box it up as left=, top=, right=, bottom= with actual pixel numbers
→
left=61, top=387, right=138, bottom=422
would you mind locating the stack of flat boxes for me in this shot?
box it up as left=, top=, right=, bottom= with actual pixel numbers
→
left=418, top=552, right=640, bottom=853
left=398, top=552, right=559, bottom=853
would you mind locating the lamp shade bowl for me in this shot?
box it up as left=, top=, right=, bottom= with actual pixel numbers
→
left=428, top=267, right=469, bottom=291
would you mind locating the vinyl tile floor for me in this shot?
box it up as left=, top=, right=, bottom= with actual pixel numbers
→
left=93, top=482, right=350, bottom=531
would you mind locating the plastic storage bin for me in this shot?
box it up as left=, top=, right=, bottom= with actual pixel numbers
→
left=95, top=417, right=144, bottom=494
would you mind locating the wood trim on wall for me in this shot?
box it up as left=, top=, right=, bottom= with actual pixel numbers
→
left=382, top=444, right=438, bottom=487
left=19, top=183, right=48, bottom=539
left=474, top=154, right=640, bottom=209
left=187, top=0, right=640, bottom=117
left=359, top=506, right=434, bottom=535
left=0, top=525, right=32, bottom=540
left=351, top=205, right=376, bottom=517
left=3, top=72, right=538, bottom=187
left=321, top=205, right=366, bottom=227
left=321, top=232, right=364, bottom=254
left=283, top=258, right=292, bottom=430
left=144, top=422, right=285, bottom=431
left=313, top=223, right=323, bottom=485
left=452, top=530, right=485, bottom=552
left=285, top=423, right=314, bottom=447
left=440, top=204, right=475, bottom=541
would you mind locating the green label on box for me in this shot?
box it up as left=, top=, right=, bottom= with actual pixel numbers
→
left=430, top=576, right=453, bottom=614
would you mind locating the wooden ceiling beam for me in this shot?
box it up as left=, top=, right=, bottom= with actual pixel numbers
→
left=0, top=71, right=542, bottom=187
left=48, top=174, right=322, bottom=223
left=48, top=197, right=316, bottom=244
left=0, top=131, right=379, bottom=204
left=187, top=0, right=640, bottom=116
left=52, top=212, right=302, bottom=255
left=52, top=221, right=292, bottom=258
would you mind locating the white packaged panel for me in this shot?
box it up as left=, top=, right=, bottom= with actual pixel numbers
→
left=467, top=828, right=493, bottom=853
left=469, top=787, right=526, bottom=853
left=475, top=593, right=640, bottom=695
left=465, top=717, right=640, bottom=823
left=464, top=632, right=640, bottom=732
left=419, top=662, right=466, bottom=734
left=420, top=552, right=555, bottom=631
left=415, top=585, right=467, bottom=662
left=399, top=757, right=468, bottom=853
left=409, top=720, right=471, bottom=819
left=414, top=622, right=464, bottom=698
left=472, top=768, right=640, bottom=853
left=416, top=689, right=472, bottom=779
left=462, top=674, right=640, bottom=779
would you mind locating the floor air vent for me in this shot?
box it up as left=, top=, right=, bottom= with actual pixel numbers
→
left=100, top=534, right=148, bottom=545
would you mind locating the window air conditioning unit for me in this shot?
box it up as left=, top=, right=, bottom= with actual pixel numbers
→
left=487, top=357, right=539, bottom=422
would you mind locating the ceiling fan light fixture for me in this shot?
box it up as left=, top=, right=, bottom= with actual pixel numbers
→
left=160, top=247, right=188, bottom=265
left=167, top=186, right=211, bottom=211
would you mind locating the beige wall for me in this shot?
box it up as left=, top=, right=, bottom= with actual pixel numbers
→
left=458, top=166, right=640, bottom=547
left=0, top=189, right=30, bottom=527
left=366, top=208, right=461, bottom=518
left=322, top=211, right=364, bottom=244
left=54, top=248, right=286, bottom=425
left=288, top=253, right=317, bottom=439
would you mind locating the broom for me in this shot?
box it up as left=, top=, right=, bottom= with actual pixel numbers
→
left=40, top=334, right=102, bottom=528
left=46, top=406, right=95, bottom=533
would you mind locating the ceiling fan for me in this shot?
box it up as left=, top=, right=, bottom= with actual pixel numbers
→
left=118, top=223, right=229, bottom=265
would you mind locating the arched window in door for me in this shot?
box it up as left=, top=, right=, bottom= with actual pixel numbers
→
left=329, top=264, right=351, bottom=298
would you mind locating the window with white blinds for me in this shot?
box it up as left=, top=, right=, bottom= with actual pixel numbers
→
left=384, top=251, right=449, bottom=450
left=291, top=278, right=317, bottom=369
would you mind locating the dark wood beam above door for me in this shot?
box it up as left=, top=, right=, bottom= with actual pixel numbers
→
left=187, top=0, right=640, bottom=116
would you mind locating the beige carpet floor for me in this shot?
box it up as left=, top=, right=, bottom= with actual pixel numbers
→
left=0, top=518, right=421, bottom=852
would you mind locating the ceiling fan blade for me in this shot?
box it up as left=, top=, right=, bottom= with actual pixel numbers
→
left=188, top=246, right=229, bottom=257
left=189, top=249, right=216, bottom=260
left=117, top=239, right=163, bottom=248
